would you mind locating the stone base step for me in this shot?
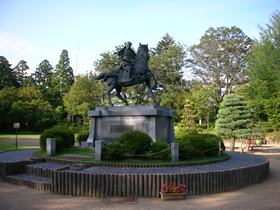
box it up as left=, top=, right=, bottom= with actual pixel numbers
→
left=70, top=163, right=91, bottom=171
left=30, top=156, right=45, bottom=162
left=6, top=174, right=51, bottom=191
left=25, top=163, right=70, bottom=178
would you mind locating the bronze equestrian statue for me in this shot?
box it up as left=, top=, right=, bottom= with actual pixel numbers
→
left=95, top=42, right=159, bottom=106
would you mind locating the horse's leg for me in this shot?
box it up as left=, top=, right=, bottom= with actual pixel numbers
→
left=146, top=79, right=159, bottom=105
left=106, top=85, right=115, bottom=106
left=116, top=86, right=129, bottom=106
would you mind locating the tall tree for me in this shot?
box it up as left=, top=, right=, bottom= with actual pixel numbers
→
left=11, top=86, right=45, bottom=130
left=215, top=94, right=251, bottom=151
left=33, top=59, right=53, bottom=93
left=178, top=99, right=197, bottom=134
left=149, top=33, right=186, bottom=95
left=52, top=50, right=74, bottom=95
left=63, top=74, right=104, bottom=125
left=190, top=83, right=218, bottom=133
left=0, top=56, right=19, bottom=89
left=14, top=60, right=29, bottom=86
left=187, top=26, right=252, bottom=112
left=0, top=87, right=18, bottom=130
left=244, top=10, right=280, bottom=121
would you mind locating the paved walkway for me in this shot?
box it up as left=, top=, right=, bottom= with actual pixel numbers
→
left=0, top=144, right=279, bottom=209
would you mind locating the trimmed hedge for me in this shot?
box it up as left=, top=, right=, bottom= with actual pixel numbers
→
left=76, top=130, right=90, bottom=146
left=175, top=134, right=224, bottom=160
left=118, top=130, right=153, bottom=155
left=151, top=140, right=170, bottom=160
left=101, top=142, right=124, bottom=160
left=40, top=127, right=75, bottom=152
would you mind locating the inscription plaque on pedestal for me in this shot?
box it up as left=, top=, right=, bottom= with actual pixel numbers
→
left=110, top=125, right=134, bottom=133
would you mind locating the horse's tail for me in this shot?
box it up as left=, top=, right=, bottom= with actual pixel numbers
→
left=94, top=72, right=107, bottom=80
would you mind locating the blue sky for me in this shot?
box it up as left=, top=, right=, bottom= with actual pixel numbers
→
left=0, top=0, right=279, bottom=76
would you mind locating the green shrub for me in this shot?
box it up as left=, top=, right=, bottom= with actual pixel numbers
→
left=76, top=130, right=90, bottom=145
left=175, top=129, right=189, bottom=140
left=118, top=130, right=153, bottom=155
left=175, top=134, right=224, bottom=159
left=175, top=138, right=196, bottom=159
left=40, top=127, right=75, bottom=152
left=260, top=122, right=274, bottom=132
left=151, top=140, right=170, bottom=160
left=101, top=142, right=124, bottom=160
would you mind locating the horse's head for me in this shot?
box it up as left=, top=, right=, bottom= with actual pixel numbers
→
left=137, top=43, right=150, bottom=61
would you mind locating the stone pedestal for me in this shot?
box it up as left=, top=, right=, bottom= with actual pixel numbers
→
left=87, top=105, right=177, bottom=146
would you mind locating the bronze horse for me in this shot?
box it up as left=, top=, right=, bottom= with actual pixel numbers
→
left=95, top=44, right=159, bottom=106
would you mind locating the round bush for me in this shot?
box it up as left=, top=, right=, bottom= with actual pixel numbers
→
left=40, top=127, right=75, bottom=152
left=151, top=140, right=170, bottom=160
left=118, top=130, right=153, bottom=155
left=76, top=130, right=90, bottom=145
left=175, top=138, right=196, bottom=159
left=101, top=142, right=124, bottom=160
left=201, top=134, right=225, bottom=155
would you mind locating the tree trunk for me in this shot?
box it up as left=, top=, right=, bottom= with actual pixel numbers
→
left=206, top=111, right=210, bottom=134
left=229, top=136, right=235, bottom=152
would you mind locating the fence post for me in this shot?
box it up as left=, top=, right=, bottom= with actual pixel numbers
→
left=217, top=141, right=221, bottom=157
left=171, top=143, right=179, bottom=162
left=46, top=138, right=56, bottom=156
left=95, top=141, right=105, bottom=161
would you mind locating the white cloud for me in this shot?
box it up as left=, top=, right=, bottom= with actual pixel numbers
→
left=0, top=31, right=37, bottom=56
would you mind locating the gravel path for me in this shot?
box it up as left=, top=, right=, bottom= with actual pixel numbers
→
left=0, top=149, right=39, bottom=162
left=0, top=149, right=267, bottom=174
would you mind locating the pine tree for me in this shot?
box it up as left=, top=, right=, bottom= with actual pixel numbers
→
left=178, top=99, right=197, bottom=134
left=33, top=59, right=53, bottom=94
left=52, top=50, right=74, bottom=95
left=14, top=60, right=29, bottom=86
left=149, top=33, right=186, bottom=94
left=0, top=56, right=19, bottom=89
left=215, top=94, right=251, bottom=151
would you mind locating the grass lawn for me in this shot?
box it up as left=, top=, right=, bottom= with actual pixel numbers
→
left=0, top=142, right=38, bottom=151
left=34, top=147, right=94, bottom=160
left=0, top=131, right=41, bottom=138
left=34, top=146, right=228, bottom=164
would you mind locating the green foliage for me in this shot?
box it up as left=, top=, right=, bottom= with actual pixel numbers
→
left=0, top=87, right=18, bottom=131
left=178, top=99, right=197, bottom=134
left=175, top=134, right=223, bottom=159
left=118, top=130, right=153, bottom=155
left=215, top=94, right=252, bottom=138
left=13, top=60, right=29, bottom=86
left=151, top=140, right=170, bottom=160
left=188, top=26, right=252, bottom=111
left=101, top=142, right=124, bottom=160
left=260, top=122, right=274, bottom=132
left=63, top=74, right=104, bottom=125
left=0, top=56, right=19, bottom=89
left=52, top=50, right=74, bottom=95
left=204, top=134, right=225, bottom=156
left=40, top=127, right=75, bottom=152
left=175, top=138, right=196, bottom=159
left=76, top=130, right=90, bottom=145
left=263, top=94, right=280, bottom=132
left=149, top=33, right=186, bottom=95
left=33, top=59, right=53, bottom=95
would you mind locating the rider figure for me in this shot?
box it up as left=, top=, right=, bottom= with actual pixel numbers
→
left=114, top=41, right=136, bottom=82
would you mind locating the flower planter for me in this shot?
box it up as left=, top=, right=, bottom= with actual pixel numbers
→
left=160, top=192, right=186, bottom=200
